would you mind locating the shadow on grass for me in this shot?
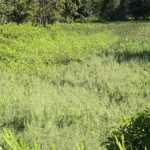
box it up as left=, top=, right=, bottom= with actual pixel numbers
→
left=98, top=50, right=150, bottom=63
left=115, top=50, right=150, bottom=63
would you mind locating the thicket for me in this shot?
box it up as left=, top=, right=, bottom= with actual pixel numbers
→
left=0, top=0, right=150, bottom=24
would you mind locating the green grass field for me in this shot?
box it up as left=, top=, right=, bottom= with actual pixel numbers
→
left=0, top=22, right=150, bottom=150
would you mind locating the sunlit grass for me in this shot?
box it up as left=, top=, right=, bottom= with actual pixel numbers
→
left=0, top=22, right=150, bottom=149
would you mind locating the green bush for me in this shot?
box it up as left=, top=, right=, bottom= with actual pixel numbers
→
left=105, top=107, right=150, bottom=150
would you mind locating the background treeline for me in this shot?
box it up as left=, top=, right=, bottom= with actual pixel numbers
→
left=0, top=0, right=150, bottom=24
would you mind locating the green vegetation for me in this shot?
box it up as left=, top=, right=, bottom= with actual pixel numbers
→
left=0, top=0, right=150, bottom=24
left=105, top=107, right=150, bottom=150
left=0, top=22, right=150, bottom=149
left=0, top=129, right=40, bottom=150
left=0, top=23, right=116, bottom=76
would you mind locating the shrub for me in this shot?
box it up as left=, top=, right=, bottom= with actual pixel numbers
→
left=105, top=107, right=150, bottom=150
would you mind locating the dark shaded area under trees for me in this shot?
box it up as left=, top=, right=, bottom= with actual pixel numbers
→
left=0, top=0, right=150, bottom=25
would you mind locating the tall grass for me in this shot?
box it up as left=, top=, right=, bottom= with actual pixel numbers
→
left=0, top=22, right=150, bottom=149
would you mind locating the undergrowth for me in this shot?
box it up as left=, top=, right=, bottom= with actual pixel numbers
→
left=0, top=22, right=150, bottom=149
left=105, top=107, right=150, bottom=150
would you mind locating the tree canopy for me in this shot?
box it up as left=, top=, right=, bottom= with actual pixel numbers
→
left=0, top=0, right=150, bottom=24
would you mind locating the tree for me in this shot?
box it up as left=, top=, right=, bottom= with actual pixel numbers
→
left=119, top=0, right=128, bottom=20
left=0, top=0, right=15, bottom=23
left=128, top=0, right=150, bottom=20
left=101, top=0, right=120, bottom=20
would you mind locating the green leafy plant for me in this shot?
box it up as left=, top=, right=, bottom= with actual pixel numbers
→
left=115, top=135, right=126, bottom=150
left=105, top=107, right=150, bottom=150
left=1, top=129, right=41, bottom=150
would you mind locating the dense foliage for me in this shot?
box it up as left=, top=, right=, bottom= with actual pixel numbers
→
left=0, top=23, right=150, bottom=149
left=105, top=107, right=150, bottom=150
left=0, top=23, right=116, bottom=75
left=0, top=0, right=150, bottom=24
